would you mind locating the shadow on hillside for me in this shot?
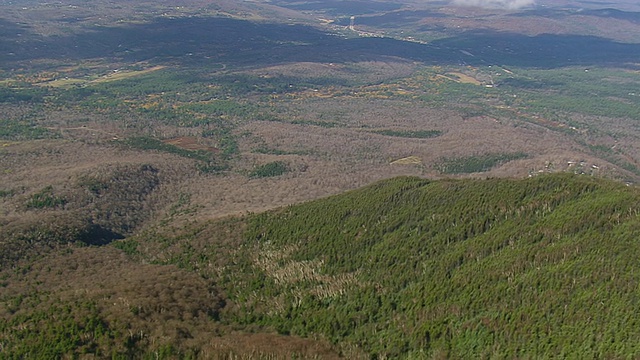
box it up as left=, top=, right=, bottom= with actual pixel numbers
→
left=0, top=18, right=28, bottom=37
left=82, top=225, right=124, bottom=246
left=271, top=0, right=402, bottom=16
left=0, top=18, right=32, bottom=58
left=2, top=16, right=640, bottom=69
left=428, top=30, right=640, bottom=68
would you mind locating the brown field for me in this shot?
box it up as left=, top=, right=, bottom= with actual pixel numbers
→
left=163, top=136, right=219, bottom=152
left=33, top=65, right=167, bottom=88
left=391, top=156, right=422, bottom=165
left=91, top=66, right=166, bottom=84
left=438, top=72, right=482, bottom=85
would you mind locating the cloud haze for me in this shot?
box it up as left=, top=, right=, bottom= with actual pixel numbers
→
left=452, top=0, right=535, bottom=10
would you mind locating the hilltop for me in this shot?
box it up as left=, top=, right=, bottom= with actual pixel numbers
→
left=2, top=173, right=640, bottom=357
left=217, top=174, right=640, bottom=357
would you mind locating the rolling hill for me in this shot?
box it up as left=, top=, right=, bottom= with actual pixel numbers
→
left=218, top=173, right=640, bottom=358
left=3, top=173, right=639, bottom=357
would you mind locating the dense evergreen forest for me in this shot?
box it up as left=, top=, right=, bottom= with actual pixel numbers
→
left=217, top=174, right=640, bottom=358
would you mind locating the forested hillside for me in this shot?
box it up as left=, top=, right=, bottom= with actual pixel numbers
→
left=215, top=174, right=640, bottom=358
left=2, top=174, right=640, bottom=357
left=1, top=174, right=627, bottom=358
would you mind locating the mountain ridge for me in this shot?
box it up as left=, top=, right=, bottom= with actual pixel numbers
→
left=220, top=173, right=640, bottom=357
